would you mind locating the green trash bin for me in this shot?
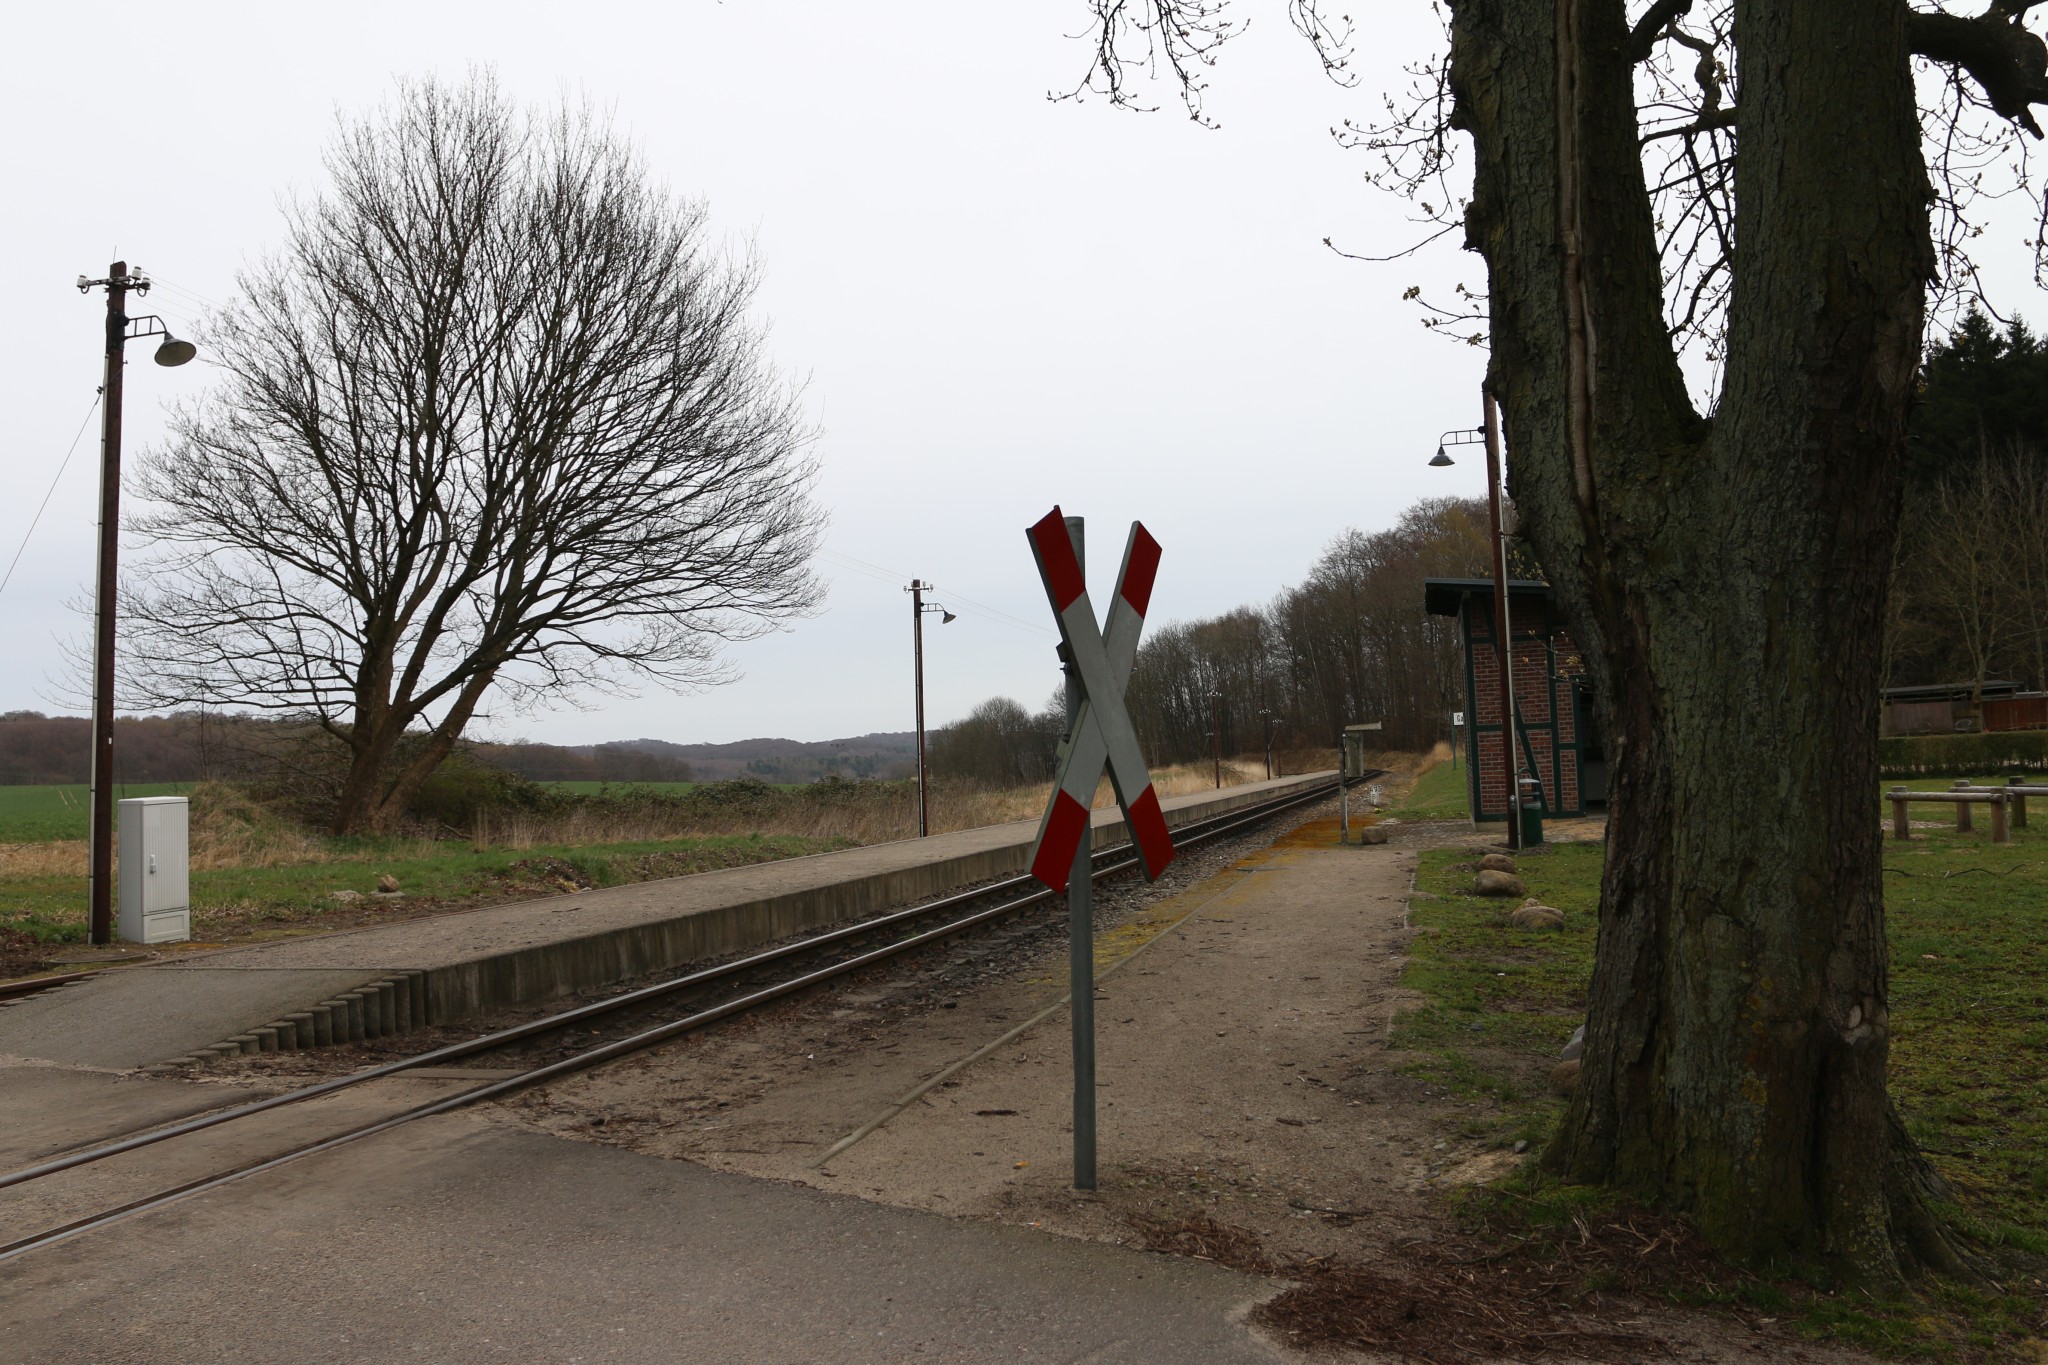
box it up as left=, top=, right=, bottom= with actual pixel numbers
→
left=1517, top=775, right=1545, bottom=848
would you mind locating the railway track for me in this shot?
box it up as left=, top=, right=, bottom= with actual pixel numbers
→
left=0, top=776, right=1357, bottom=1264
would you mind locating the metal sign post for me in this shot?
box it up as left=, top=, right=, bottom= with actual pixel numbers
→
left=1026, top=508, right=1175, bottom=1191
left=1060, top=519, right=1095, bottom=1190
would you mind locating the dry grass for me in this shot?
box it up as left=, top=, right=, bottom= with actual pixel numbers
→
left=1, top=757, right=1328, bottom=877
left=0, top=840, right=88, bottom=877
left=0, top=782, right=439, bottom=876
left=468, top=759, right=1288, bottom=851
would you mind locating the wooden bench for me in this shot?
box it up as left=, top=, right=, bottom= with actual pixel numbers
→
left=1886, top=782, right=2009, bottom=843
left=1959, top=778, right=2047, bottom=831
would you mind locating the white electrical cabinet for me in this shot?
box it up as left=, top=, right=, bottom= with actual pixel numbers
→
left=118, top=796, right=191, bottom=944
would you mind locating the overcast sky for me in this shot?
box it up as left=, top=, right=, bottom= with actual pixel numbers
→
left=3, top=4, right=2041, bottom=750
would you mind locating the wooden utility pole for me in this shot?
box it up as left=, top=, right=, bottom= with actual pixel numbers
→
left=910, top=579, right=931, bottom=837
left=76, top=263, right=195, bottom=944
left=1210, top=690, right=1222, bottom=788
left=87, top=262, right=134, bottom=946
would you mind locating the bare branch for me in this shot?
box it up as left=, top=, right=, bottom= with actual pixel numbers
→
left=1909, top=2, right=2048, bottom=138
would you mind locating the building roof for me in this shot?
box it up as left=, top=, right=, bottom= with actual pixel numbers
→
left=1881, top=681, right=2027, bottom=703
left=1422, top=577, right=1553, bottom=618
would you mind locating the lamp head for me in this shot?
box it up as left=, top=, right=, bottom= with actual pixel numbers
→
left=153, top=336, right=197, bottom=367
left=941, top=610, right=957, bottom=625
left=1429, top=447, right=1454, bottom=467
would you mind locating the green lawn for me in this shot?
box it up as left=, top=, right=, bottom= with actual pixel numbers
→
left=1400, top=792, right=2047, bottom=1356
left=1392, top=760, right=1472, bottom=820
left=0, top=783, right=193, bottom=842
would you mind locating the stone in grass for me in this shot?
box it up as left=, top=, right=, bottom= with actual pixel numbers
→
left=1355, top=825, right=1389, bottom=845
left=1509, top=902, right=1565, bottom=931
left=330, top=889, right=363, bottom=903
left=1549, top=1058, right=1581, bottom=1094
left=1560, top=1023, right=1585, bottom=1061
left=375, top=874, right=401, bottom=895
left=1478, top=852, right=1519, bottom=874
left=1473, top=869, right=1527, bottom=897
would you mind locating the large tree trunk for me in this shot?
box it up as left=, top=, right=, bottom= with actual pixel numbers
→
left=334, top=669, right=500, bottom=835
left=329, top=710, right=403, bottom=836
left=1451, top=0, right=1960, bottom=1277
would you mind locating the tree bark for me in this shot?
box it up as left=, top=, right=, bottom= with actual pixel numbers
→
left=1451, top=0, right=1962, bottom=1277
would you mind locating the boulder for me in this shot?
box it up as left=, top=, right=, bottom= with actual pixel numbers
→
left=1549, top=1059, right=1581, bottom=1094
left=1559, top=1023, right=1586, bottom=1061
left=1509, top=904, right=1565, bottom=931
left=1473, top=869, right=1527, bottom=897
left=329, top=890, right=362, bottom=904
left=1355, top=825, right=1389, bottom=845
left=1478, top=853, right=1518, bottom=874
left=375, top=874, right=401, bottom=894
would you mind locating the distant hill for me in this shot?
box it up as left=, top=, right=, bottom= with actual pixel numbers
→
left=613, top=732, right=918, bottom=783
left=0, top=710, right=918, bottom=786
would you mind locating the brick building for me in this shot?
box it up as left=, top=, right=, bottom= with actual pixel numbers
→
left=1424, top=578, right=1606, bottom=822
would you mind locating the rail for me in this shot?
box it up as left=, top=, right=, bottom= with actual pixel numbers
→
left=0, top=773, right=1352, bottom=1263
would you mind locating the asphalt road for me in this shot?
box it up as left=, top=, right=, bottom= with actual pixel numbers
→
left=0, top=1111, right=1293, bottom=1364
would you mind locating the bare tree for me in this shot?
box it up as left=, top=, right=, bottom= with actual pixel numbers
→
left=1990, top=442, right=2048, bottom=689
left=1058, top=0, right=2048, bottom=1279
left=1918, top=460, right=2021, bottom=699
left=122, top=76, right=823, bottom=833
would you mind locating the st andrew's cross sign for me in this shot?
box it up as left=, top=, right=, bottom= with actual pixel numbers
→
left=1025, top=509, right=1176, bottom=891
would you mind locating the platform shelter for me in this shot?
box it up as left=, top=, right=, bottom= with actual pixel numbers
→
left=1424, top=578, right=1605, bottom=823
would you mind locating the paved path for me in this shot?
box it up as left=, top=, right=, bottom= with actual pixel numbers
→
left=0, top=1110, right=1292, bottom=1364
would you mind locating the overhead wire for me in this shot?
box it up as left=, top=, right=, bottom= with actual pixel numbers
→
left=819, top=548, right=1056, bottom=638
left=0, top=394, right=103, bottom=602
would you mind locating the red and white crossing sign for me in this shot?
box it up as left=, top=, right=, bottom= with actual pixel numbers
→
left=1025, top=508, right=1176, bottom=891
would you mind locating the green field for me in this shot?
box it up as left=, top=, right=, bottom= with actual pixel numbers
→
left=0, top=783, right=194, bottom=842
left=0, top=779, right=835, bottom=841
left=1391, top=760, right=1472, bottom=820
left=1400, top=799, right=2047, bottom=1355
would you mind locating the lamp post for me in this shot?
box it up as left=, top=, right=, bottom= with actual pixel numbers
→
left=1431, top=386, right=1528, bottom=850
left=1259, top=707, right=1276, bottom=780
left=906, top=579, right=955, bottom=837
left=1209, top=689, right=1223, bottom=788
left=76, top=263, right=198, bottom=945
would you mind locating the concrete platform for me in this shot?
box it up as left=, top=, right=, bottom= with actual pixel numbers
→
left=0, top=774, right=1331, bottom=1070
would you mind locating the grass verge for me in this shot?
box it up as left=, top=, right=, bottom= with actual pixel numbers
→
left=0, top=831, right=848, bottom=965
left=1397, top=811, right=2047, bottom=1359
left=1393, top=759, right=1472, bottom=821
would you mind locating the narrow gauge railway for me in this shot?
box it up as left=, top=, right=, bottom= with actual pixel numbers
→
left=0, top=775, right=1369, bottom=1264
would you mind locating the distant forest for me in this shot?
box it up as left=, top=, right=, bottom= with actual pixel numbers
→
left=0, top=711, right=916, bottom=787
left=930, top=495, right=1508, bottom=786
left=1887, top=312, right=2048, bottom=696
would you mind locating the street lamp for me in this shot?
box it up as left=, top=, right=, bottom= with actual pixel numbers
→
left=1209, top=689, right=1224, bottom=789
left=1258, top=707, right=1277, bottom=780
left=77, top=263, right=198, bottom=945
left=906, top=579, right=955, bottom=837
left=1429, top=387, right=1533, bottom=850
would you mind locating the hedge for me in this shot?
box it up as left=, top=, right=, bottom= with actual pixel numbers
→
left=1877, top=730, right=2048, bottom=777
